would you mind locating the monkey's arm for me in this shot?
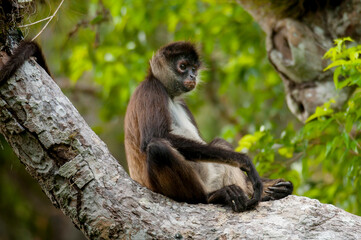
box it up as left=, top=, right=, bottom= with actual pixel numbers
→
left=168, top=134, right=251, bottom=168
left=137, top=78, right=174, bottom=152
left=209, top=137, right=234, bottom=150
left=0, top=41, right=52, bottom=84
left=167, top=133, right=262, bottom=203
left=208, top=137, right=293, bottom=201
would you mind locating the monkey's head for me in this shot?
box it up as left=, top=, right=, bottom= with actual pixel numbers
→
left=150, top=41, right=201, bottom=97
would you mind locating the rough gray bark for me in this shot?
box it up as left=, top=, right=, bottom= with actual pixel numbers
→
left=238, top=0, right=361, bottom=122
left=1, top=55, right=361, bottom=239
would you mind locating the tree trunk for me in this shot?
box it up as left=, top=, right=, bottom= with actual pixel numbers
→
left=0, top=44, right=361, bottom=240
left=238, top=0, right=361, bottom=122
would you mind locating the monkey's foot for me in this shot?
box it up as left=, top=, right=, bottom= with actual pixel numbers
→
left=262, top=180, right=293, bottom=201
left=208, top=184, right=260, bottom=212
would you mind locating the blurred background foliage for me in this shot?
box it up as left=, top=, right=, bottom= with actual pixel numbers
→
left=0, top=0, right=359, bottom=239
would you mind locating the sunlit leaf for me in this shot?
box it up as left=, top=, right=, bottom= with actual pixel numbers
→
left=278, top=147, right=294, bottom=158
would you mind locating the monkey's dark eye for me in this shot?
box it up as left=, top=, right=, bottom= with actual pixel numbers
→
left=180, top=64, right=186, bottom=71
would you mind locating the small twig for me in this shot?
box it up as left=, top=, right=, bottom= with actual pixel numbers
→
left=19, top=16, right=52, bottom=28
left=349, top=149, right=361, bottom=157
left=31, top=0, right=65, bottom=41
left=335, top=119, right=361, bottom=150
left=286, top=152, right=304, bottom=165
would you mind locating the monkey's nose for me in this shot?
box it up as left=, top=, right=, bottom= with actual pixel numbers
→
left=190, top=74, right=196, bottom=80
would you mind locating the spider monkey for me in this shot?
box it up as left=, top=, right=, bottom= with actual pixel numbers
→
left=124, top=41, right=293, bottom=212
left=0, top=40, right=52, bottom=84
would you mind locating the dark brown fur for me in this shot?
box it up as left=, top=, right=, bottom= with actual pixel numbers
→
left=0, top=40, right=52, bottom=85
left=124, top=41, right=293, bottom=212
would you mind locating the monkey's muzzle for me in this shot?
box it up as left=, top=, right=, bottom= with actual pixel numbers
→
left=183, top=79, right=196, bottom=90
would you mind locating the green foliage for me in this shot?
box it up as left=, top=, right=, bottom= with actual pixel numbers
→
left=3, top=3, right=361, bottom=239
left=54, top=0, right=288, bottom=139
left=305, top=99, right=335, bottom=122
left=237, top=38, right=361, bottom=215
left=324, top=37, right=361, bottom=89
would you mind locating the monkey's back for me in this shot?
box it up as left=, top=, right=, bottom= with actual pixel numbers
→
left=124, top=82, right=151, bottom=189
left=124, top=77, right=170, bottom=190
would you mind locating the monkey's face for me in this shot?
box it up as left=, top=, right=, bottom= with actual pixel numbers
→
left=173, top=57, right=200, bottom=93
left=150, top=41, right=201, bottom=97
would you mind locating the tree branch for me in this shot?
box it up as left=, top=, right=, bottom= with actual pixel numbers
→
left=0, top=51, right=360, bottom=239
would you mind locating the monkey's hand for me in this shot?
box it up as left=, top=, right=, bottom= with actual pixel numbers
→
left=234, top=153, right=263, bottom=208
left=262, top=179, right=293, bottom=201
left=208, top=184, right=260, bottom=212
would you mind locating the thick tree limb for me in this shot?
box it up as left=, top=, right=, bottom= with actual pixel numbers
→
left=0, top=55, right=361, bottom=239
left=238, top=0, right=361, bottom=122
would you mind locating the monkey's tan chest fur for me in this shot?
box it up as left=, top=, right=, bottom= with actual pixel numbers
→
left=168, top=99, right=249, bottom=194
left=168, top=99, right=202, bottom=142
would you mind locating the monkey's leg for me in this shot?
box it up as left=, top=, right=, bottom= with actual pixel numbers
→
left=260, top=178, right=293, bottom=201
left=209, top=138, right=259, bottom=210
left=168, top=134, right=263, bottom=207
left=209, top=138, right=292, bottom=202
left=207, top=184, right=257, bottom=212
left=146, top=138, right=208, bottom=204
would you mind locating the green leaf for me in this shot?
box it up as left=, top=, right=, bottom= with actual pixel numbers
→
left=278, top=146, right=294, bottom=158
left=91, top=15, right=104, bottom=24
left=306, top=104, right=334, bottom=123
left=324, top=60, right=349, bottom=71
left=350, top=74, right=361, bottom=86
left=69, top=45, right=93, bottom=82
left=333, top=67, right=341, bottom=89
left=236, top=133, right=264, bottom=152
left=325, top=141, right=333, bottom=157
left=342, top=131, right=350, bottom=149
